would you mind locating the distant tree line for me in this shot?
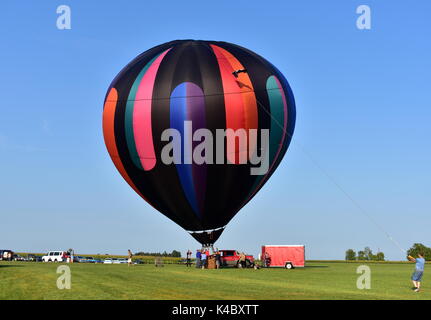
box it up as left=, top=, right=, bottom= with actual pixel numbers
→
left=345, top=247, right=385, bottom=261
left=346, top=243, right=431, bottom=261
left=134, top=250, right=182, bottom=258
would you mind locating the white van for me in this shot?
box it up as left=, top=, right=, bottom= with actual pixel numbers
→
left=42, top=251, right=68, bottom=262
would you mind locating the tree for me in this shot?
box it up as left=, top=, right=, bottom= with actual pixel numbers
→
left=364, top=247, right=373, bottom=260
left=347, top=247, right=385, bottom=261
left=375, top=251, right=385, bottom=261
left=357, top=250, right=366, bottom=260
left=345, top=249, right=356, bottom=261
left=407, top=243, right=431, bottom=261
left=171, top=250, right=181, bottom=258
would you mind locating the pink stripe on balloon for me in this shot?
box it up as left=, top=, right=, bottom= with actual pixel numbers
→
left=133, top=49, right=171, bottom=170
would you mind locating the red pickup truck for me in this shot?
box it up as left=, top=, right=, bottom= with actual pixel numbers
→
left=219, top=250, right=254, bottom=268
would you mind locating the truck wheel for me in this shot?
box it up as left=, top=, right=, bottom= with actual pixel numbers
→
left=285, top=262, right=294, bottom=269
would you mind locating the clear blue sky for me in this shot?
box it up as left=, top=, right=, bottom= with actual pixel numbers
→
left=1, top=1, right=430, bottom=260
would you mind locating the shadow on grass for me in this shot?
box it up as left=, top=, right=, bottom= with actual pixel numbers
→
left=0, top=265, right=25, bottom=268
left=304, top=265, right=329, bottom=268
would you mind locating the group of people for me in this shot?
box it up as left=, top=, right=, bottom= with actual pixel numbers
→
left=186, top=249, right=222, bottom=269
left=1, top=250, right=13, bottom=261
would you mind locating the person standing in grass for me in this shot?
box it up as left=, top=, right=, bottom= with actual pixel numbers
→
left=186, top=250, right=192, bottom=267
left=195, top=249, right=201, bottom=268
left=264, top=252, right=271, bottom=268
left=215, top=250, right=221, bottom=269
left=408, top=252, right=425, bottom=292
left=127, top=249, right=133, bottom=267
left=239, top=252, right=246, bottom=268
left=201, top=251, right=207, bottom=269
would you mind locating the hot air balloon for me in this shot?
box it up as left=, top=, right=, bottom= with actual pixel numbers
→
left=102, top=40, right=295, bottom=246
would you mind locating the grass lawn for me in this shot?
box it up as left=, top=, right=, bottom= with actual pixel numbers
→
left=0, top=261, right=428, bottom=300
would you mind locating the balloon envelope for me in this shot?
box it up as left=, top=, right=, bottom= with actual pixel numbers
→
left=103, top=40, right=296, bottom=245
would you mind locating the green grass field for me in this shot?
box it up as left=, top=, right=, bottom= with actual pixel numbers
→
left=0, top=261, right=428, bottom=300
